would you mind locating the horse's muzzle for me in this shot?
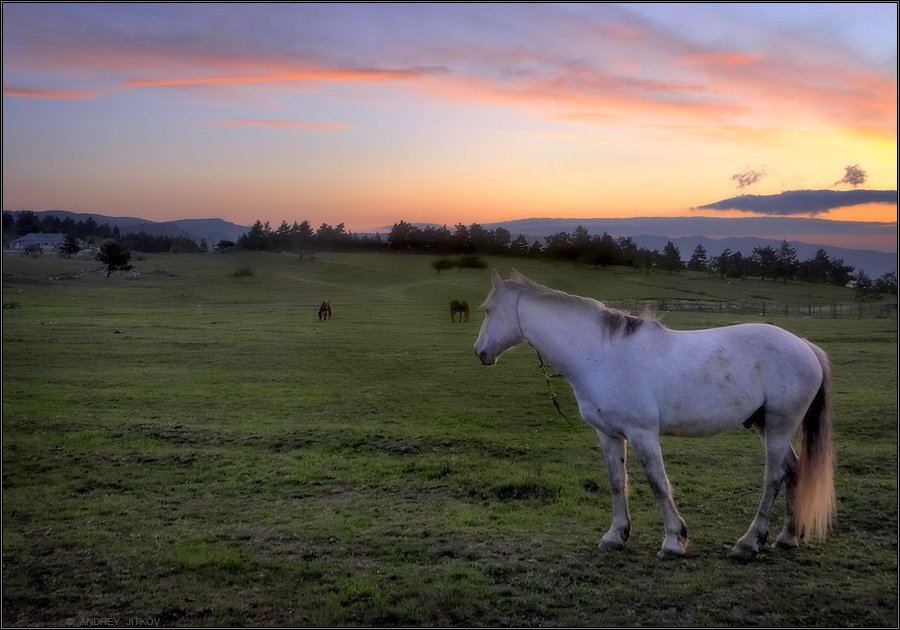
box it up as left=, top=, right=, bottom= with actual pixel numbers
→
left=476, top=350, right=496, bottom=366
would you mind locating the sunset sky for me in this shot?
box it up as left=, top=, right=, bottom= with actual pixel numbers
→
left=2, top=3, right=897, bottom=238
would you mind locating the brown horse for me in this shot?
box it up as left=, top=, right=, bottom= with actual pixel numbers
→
left=318, top=301, right=333, bottom=320
left=450, top=300, right=469, bottom=323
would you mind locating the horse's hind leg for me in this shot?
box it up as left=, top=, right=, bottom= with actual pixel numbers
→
left=630, top=432, right=688, bottom=559
left=597, top=432, right=631, bottom=552
left=774, top=445, right=799, bottom=550
left=730, top=431, right=793, bottom=561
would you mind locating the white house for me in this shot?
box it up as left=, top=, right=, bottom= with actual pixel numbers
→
left=9, top=232, right=67, bottom=251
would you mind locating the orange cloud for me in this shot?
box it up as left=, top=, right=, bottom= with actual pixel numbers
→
left=214, top=118, right=348, bottom=131
left=673, top=46, right=896, bottom=142
left=678, top=51, right=761, bottom=67
left=123, top=66, right=441, bottom=89
left=3, top=85, right=100, bottom=99
left=414, top=67, right=746, bottom=131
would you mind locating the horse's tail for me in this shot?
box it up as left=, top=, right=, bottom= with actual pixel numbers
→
left=794, top=341, right=836, bottom=541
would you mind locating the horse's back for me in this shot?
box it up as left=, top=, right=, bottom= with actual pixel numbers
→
left=580, top=322, right=825, bottom=436
left=706, top=323, right=818, bottom=362
left=663, top=323, right=823, bottom=417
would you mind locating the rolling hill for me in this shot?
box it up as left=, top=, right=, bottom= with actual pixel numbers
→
left=12, top=210, right=249, bottom=245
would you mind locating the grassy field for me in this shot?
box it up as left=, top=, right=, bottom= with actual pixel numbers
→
left=2, top=250, right=897, bottom=627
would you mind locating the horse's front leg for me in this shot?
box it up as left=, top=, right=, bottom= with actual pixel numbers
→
left=630, top=431, right=689, bottom=559
left=596, top=431, right=631, bottom=552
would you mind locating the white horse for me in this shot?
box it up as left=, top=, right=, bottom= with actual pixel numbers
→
left=474, top=270, right=835, bottom=560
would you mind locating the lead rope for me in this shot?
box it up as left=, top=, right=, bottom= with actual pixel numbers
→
left=534, top=350, right=602, bottom=453
left=515, top=289, right=600, bottom=452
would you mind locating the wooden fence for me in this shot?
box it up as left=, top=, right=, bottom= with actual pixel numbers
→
left=608, top=298, right=897, bottom=319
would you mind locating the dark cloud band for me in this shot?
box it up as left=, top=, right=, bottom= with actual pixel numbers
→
left=695, top=189, right=897, bottom=215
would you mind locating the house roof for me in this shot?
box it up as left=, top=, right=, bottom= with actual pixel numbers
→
left=13, top=232, right=67, bottom=244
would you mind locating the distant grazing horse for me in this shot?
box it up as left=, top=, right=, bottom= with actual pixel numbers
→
left=474, top=270, right=835, bottom=560
left=450, top=300, right=470, bottom=323
left=318, top=301, right=332, bottom=320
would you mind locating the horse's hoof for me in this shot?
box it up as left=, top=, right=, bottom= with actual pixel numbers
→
left=774, top=527, right=798, bottom=550
left=728, top=544, right=757, bottom=562
left=656, top=547, right=685, bottom=560
left=774, top=538, right=799, bottom=551
left=598, top=539, right=625, bottom=552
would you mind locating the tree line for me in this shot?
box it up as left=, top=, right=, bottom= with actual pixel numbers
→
left=4, top=210, right=121, bottom=242
left=237, top=218, right=895, bottom=293
left=235, top=219, right=379, bottom=252
left=4, top=211, right=208, bottom=253
left=4, top=211, right=895, bottom=294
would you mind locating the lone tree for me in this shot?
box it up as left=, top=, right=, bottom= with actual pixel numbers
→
left=96, top=242, right=132, bottom=277
left=61, top=234, right=81, bottom=258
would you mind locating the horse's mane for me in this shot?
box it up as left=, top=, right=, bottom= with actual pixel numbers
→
left=510, top=274, right=661, bottom=339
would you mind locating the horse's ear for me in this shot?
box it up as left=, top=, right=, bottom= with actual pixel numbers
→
left=510, top=269, right=530, bottom=284
left=491, top=268, right=503, bottom=289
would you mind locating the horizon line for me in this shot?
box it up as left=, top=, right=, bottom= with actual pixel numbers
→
left=6, top=209, right=896, bottom=254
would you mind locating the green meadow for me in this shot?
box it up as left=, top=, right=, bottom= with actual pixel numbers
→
left=2, top=250, right=897, bottom=627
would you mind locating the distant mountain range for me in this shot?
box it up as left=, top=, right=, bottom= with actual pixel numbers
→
left=12, top=210, right=897, bottom=277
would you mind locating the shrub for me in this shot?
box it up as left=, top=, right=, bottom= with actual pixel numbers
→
left=431, top=259, right=456, bottom=272
left=432, top=255, right=488, bottom=273
left=457, top=255, right=487, bottom=269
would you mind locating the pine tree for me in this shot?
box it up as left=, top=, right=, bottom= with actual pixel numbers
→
left=659, top=241, right=683, bottom=274
left=687, top=244, right=709, bottom=272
